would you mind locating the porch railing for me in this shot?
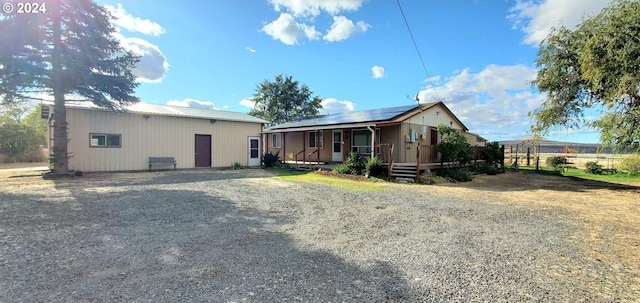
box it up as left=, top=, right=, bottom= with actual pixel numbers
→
left=419, top=144, right=440, bottom=164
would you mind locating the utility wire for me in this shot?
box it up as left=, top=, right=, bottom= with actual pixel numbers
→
left=395, top=0, right=441, bottom=102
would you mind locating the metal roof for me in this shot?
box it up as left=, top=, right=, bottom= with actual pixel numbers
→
left=268, top=104, right=420, bottom=130
left=56, top=101, right=267, bottom=124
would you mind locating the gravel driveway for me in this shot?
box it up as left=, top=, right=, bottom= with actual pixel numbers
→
left=0, top=169, right=636, bottom=302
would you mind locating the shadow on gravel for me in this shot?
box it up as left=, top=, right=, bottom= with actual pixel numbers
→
left=0, top=186, right=412, bottom=302
left=446, top=171, right=640, bottom=193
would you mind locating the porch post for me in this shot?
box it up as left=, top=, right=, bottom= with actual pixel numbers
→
left=282, top=132, right=286, bottom=161
left=368, top=125, right=375, bottom=159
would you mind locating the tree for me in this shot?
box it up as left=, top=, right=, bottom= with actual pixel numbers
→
left=0, top=120, right=44, bottom=159
left=530, top=0, right=640, bottom=152
left=0, top=0, right=139, bottom=173
left=250, top=74, right=322, bottom=125
left=436, top=124, right=473, bottom=167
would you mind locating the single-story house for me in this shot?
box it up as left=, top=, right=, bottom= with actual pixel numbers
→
left=43, top=101, right=267, bottom=172
left=262, top=101, right=484, bottom=175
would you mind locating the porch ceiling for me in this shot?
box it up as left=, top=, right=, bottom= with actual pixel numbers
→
left=263, top=123, right=377, bottom=133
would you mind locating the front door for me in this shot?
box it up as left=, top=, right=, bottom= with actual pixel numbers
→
left=332, top=130, right=343, bottom=162
left=430, top=129, right=439, bottom=162
left=248, top=137, right=260, bottom=166
left=195, top=134, right=212, bottom=167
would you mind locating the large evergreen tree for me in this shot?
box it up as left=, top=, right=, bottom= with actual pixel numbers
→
left=0, top=0, right=139, bottom=173
left=250, top=74, right=322, bottom=125
left=530, top=0, right=640, bottom=152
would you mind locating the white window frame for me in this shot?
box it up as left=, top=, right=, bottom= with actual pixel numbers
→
left=308, top=131, right=323, bottom=148
left=351, top=128, right=380, bottom=155
left=90, top=133, right=121, bottom=148
left=272, top=133, right=282, bottom=148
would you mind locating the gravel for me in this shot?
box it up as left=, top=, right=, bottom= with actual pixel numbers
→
left=0, top=169, right=633, bottom=302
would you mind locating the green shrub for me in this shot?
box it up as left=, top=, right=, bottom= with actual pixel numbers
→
left=262, top=151, right=280, bottom=167
left=480, top=142, right=503, bottom=168
left=584, top=161, right=603, bottom=175
left=485, top=165, right=498, bottom=175
left=619, top=154, right=640, bottom=175
left=345, top=152, right=365, bottom=175
left=232, top=162, right=242, bottom=169
left=365, top=156, right=384, bottom=177
left=546, top=156, right=566, bottom=171
left=333, top=163, right=351, bottom=174
left=437, top=168, right=473, bottom=182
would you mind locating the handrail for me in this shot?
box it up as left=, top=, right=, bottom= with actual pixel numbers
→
left=294, top=149, right=305, bottom=165
left=387, top=144, right=394, bottom=177
left=307, top=149, right=319, bottom=170
left=416, top=143, right=421, bottom=179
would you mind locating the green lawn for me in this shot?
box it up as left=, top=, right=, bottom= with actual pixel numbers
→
left=265, top=167, right=386, bottom=191
left=517, top=165, right=640, bottom=184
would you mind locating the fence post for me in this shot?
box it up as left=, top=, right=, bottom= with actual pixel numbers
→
left=526, top=147, right=531, bottom=166
left=500, top=145, right=505, bottom=172
left=416, top=143, right=421, bottom=179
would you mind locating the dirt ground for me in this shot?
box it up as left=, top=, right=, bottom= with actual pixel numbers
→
left=1, top=169, right=639, bottom=300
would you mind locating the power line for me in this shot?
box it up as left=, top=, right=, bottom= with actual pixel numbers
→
left=395, top=0, right=441, bottom=102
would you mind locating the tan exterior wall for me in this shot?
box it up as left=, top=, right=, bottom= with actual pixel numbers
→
left=269, top=130, right=331, bottom=162
left=405, top=103, right=465, bottom=130
left=64, top=108, right=263, bottom=172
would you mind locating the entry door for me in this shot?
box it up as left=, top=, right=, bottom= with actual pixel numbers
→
left=332, top=130, right=343, bottom=162
left=430, top=129, right=439, bottom=162
left=248, top=137, right=260, bottom=166
left=195, top=134, right=212, bottom=167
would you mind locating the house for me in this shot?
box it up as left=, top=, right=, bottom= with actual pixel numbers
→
left=262, top=102, right=484, bottom=175
left=43, top=102, right=267, bottom=172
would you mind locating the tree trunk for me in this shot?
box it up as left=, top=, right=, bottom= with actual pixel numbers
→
left=51, top=1, right=69, bottom=174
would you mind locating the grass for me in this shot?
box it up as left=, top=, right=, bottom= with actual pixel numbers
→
left=266, top=167, right=385, bottom=191
left=518, top=165, right=640, bottom=184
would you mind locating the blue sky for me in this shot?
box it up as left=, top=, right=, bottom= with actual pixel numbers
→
left=93, top=0, right=614, bottom=143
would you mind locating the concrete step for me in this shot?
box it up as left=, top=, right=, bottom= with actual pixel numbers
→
left=391, top=173, right=417, bottom=178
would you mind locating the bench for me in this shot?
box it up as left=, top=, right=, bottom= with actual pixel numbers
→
left=149, top=157, right=176, bottom=171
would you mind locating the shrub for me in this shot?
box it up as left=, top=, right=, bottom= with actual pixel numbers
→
left=333, top=163, right=351, bottom=174
left=619, top=154, right=640, bottom=175
left=584, top=161, right=603, bottom=175
left=21, top=149, right=47, bottom=162
left=365, top=157, right=384, bottom=177
left=345, top=152, right=365, bottom=175
left=485, top=165, right=498, bottom=175
left=546, top=156, right=566, bottom=171
left=437, top=168, right=473, bottom=182
left=262, top=151, right=280, bottom=167
left=232, top=162, right=242, bottom=169
left=480, top=142, right=503, bottom=168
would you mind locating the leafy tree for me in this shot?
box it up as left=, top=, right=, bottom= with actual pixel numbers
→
left=530, top=0, right=640, bottom=152
left=436, top=124, right=473, bottom=167
left=480, top=141, right=503, bottom=168
left=0, top=120, right=44, bottom=159
left=250, top=74, right=322, bottom=125
left=0, top=0, right=139, bottom=173
left=21, top=104, right=48, bottom=146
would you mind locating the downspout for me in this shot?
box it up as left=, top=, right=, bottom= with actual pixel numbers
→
left=367, top=125, right=376, bottom=159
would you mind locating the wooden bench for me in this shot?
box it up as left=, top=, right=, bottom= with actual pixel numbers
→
left=149, top=157, right=176, bottom=170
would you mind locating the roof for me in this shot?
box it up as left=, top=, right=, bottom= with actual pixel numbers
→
left=267, top=104, right=421, bottom=130
left=49, top=101, right=267, bottom=124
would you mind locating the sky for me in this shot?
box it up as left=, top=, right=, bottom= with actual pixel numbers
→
left=92, top=0, right=615, bottom=143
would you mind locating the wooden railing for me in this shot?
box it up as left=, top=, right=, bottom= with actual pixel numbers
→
left=307, top=149, right=319, bottom=169
left=387, top=144, right=394, bottom=177
left=419, top=144, right=439, bottom=164
left=377, top=143, right=393, bottom=163
left=294, top=149, right=305, bottom=165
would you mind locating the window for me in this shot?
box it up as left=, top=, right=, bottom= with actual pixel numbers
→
left=272, top=133, right=282, bottom=148
left=351, top=129, right=380, bottom=155
left=308, top=131, right=323, bottom=148
left=90, top=133, right=121, bottom=148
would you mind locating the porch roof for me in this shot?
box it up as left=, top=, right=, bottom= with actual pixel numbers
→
left=265, top=104, right=422, bottom=132
left=262, top=122, right=380, bottom=133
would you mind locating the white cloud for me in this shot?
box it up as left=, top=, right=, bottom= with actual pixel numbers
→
left=262, top=13, right=321, bottom=45
left=320, top=98, right=356, bottom=114
left=417, top=64, right=542, bottom=140
left=118, top=37, right=169, bottom=83
left=508, top=0, right=612, bottom=45
left=246, top=46, right=257, bottom=53
left=167, top=98, right=218, bottom=110
left=371, top=65, right=385, bottom=79
left=323, top=15, right=370, bottom=42
left=105, top=4, right=166, bottom=36
left=268, top=0, right=364, bottom=17
left=239, top=98, right=256, bottom=109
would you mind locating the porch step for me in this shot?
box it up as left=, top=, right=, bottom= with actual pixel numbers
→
left=390, top=163, right=418, bottom=179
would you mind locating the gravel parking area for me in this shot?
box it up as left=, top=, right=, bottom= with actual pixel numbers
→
left=1, top=169, right=638, bottom=302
